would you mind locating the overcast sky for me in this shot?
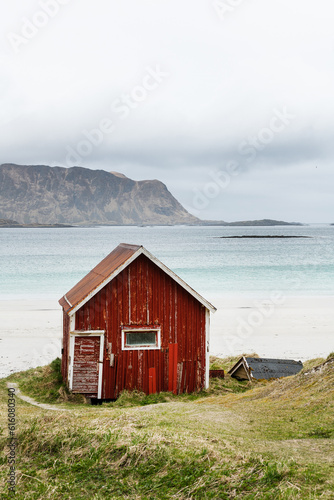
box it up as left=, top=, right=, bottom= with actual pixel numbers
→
left=1, top=1, right=333, bottom=222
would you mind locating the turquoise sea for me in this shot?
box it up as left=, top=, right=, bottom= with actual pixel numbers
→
left=0, top=225, right=333, bottom=301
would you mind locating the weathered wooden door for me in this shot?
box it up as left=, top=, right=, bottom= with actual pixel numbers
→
left=72, top=336, right=101, bottom=397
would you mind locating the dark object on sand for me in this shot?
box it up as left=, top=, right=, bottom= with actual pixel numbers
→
left=228, top=357, right=303, bottom=381
left=209, top=370, right=225, bottom=379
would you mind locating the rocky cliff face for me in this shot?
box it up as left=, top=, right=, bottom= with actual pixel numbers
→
left=0, top=164, right=199, bottom=225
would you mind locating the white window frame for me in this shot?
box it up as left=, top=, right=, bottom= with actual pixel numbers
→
left=121, top=327, right=161, bottom=350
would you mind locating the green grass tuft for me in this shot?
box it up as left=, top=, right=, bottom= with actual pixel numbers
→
left=308, top=426, right=334, bottom=439
left=7, top=357, right=85, bottom=405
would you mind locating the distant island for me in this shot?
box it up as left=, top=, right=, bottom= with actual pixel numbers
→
left=0, top=164, right=302, bottom=227
left=0, top=219, right=72, bottom=228
left=218, top=235, right=311, bottom=239
left=223, top=219, right=303, bottom=227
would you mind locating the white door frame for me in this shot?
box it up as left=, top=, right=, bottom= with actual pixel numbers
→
left=205, top=309, right=210, bottom=389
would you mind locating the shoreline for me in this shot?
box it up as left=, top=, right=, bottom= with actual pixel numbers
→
left=0, top=296, right=333, bottom=379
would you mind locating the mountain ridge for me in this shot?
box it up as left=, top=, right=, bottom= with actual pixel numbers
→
left=0, top=163, right=199, bottom=225
left=0, top=164, right=303, bottom=226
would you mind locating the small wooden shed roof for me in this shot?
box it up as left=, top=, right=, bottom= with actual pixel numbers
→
left=59, top=243, right=216, bottom=315
left=228, top=356, right=303, bottom=381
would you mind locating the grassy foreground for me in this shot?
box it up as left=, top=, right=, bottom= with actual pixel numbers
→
left=0, top=355, right=333, bottom=499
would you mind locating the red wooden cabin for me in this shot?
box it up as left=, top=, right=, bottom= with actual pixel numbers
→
left=59, top=243, right=216, bottom=400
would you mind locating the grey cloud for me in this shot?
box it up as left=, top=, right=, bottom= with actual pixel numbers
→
left=1, top=0, right=334, bottom=222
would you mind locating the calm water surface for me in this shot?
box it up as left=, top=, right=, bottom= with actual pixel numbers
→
left=1, top=225, right=333, bottom=301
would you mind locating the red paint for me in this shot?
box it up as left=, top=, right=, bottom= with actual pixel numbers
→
left=61, top=246, right=210, bottom=399
left=168, top=343, right=178, bottom=394
left=149, top=367, right=157, bottom=394
left=209, top=370, right=225, bottom=378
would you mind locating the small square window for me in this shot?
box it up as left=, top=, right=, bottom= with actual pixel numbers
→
left=122, top=328, right=160, bottom=350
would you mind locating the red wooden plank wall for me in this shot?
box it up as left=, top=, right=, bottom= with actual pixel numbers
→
left=73, top=254, right=206, bottom=399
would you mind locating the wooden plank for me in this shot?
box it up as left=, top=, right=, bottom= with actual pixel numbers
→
left=149, top=367, right=157, bottom=394
left=168, top=343, right=174, bottom=392
left=177, top=360, right=183, bottom=395
left=168, top=343, right=178, bottom=394
left=173, top=344, right=178, bottom=394
left=209, top=369, right=225, bottom=378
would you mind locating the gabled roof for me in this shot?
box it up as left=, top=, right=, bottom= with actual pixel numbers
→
left=228, top=356, right=303, bottom=381
left=59, top=243, right=216, bottom=315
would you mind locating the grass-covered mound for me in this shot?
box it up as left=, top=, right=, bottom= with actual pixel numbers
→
left=0, top=354, right=333, bottom=499
left=6, top=358, right=85, bottom=405
left=5, top=355, right=256, bottom=408
left=200, top=354, right=334, bottom=441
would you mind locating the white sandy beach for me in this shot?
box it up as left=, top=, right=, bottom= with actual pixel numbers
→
left=0, top=300, right=63, bottom=379
left=210, top=296, right=334, bottom=362
left=0, top=297, right=333, bottom=378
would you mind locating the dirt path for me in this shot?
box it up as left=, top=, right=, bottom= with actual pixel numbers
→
left=6, top=382, right=69, bottom=411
